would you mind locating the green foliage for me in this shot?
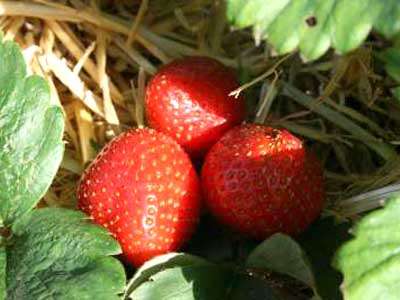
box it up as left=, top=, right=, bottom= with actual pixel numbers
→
left=0, top=36, right=64, bottom=225
left=125, top=237, right=327, bottom=299
left=381, top=48, right=400, bottom=82
left=394, top=87, right=400, bottom=101
left=0, top=248, right=5, bottom=300
left=125, top=253, right=232, bottom=300
left=247, top=233, right=320, bottom=299
left=124, top=253, right=211, bottom=296
left=0, top=37, right=126, bottom=300
left=299, top=218, right=351, bottom=300
left=6, top=208, right=125, bottom=300
left=334, top=196, right=400, bottom=300
left=380, top=46, right=400, bottom=101
left=2, top=3, right=400, bottom=298
left=229, top=275, right=280, bottom=300
left=227, top=0, right=400, bottom=60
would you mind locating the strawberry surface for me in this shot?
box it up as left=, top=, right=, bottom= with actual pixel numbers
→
left=201, top=124, right=324, bottom=239
left=77, top=128, right=201, bottom=267
left=145, top=56, right=246, bottom=157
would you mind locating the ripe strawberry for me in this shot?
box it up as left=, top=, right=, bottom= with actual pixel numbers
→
left=77, top=128, right=201, bottom=267
left=145, top=56, right=246, bottom=157
left=201, top=124, right=324, bottom=239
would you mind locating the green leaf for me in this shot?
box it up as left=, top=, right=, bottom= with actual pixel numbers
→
left=125, top=252, right=210, bottom=297
left=333, top=196, right=400, bottom=300
left=5, top=208, right=125, bottom=300
left=0, top=37, right=64, bottom=225
left=380, top=46, right=400, bottom=101
left=299, top=218, right=351, bottom=300
left=393, top=87, right=400, bottom=101
left=246, top=233, right=319, bottom=299
left=226, top=0, right=400, bottom=60
left=126, top=253, right=232, bottom=300
left=381, top=47, right=400, bottom=82
left=229, top=275, right=280, bottom=300
left=130, top=266, right=231, bottom=300
left=374, top=2, right=400, bottom=37
left=0, top=247, right=5, bottom=300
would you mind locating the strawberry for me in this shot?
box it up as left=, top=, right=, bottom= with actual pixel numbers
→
left=77, top=128, right=201, bottom=267
left=145, top=56, right=246, bottom=157
left=201, top=124, right=324, bottom=239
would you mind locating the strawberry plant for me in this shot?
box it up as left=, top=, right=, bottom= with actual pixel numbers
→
left=1, top=0, right=400, bottom=299
left=0, top=33, right=329, bottom=300
left=0, top=36, right=126, bottom=299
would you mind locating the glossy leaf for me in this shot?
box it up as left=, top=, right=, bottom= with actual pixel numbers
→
left=126, top=253, right=232, bottom=300
left=124, top=252, right=210, bottom=297
left=246, top=233, right=320, bottom=299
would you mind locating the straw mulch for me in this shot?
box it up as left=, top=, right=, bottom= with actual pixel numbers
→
left=1, top=0, right=399, bottom=218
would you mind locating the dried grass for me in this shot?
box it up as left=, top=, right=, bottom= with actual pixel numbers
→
left=1, top=0, right=399, bottom=216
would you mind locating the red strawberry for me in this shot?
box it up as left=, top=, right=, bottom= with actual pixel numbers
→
left=77, top=128, right=201, bottom=267
left=145, top=56, right=246, bottom=157
left=201, top=124, right=324, bottom=239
